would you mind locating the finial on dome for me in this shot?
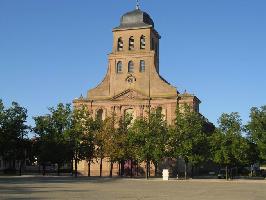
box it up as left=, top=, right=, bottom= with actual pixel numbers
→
left=136, top=0, right=140, bottom=10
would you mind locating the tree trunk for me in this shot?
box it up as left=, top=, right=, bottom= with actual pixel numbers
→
left=121, top=160, right=125, bottom=177
left=75, top=159, right=78, bottom=178
left=130, top=160, right=133, bottom=178
left=155, top=162, right=158, bottom=177
left=19, top=160, right=22, bottom=176
left=57, top=163, right=60, bottom=176
left=191, top=165, right=194, bottom=179
left=226, top=166, right=228, bottom=180
left=118, top=162, right=121, bottom=176
left=100, top=158, right=103, bottom=177
left=42, top=164, right=46, bottom=176
left=148, top=161, right=151, bottom=177
left=136, top=162, right=139, bottom=177
left=109, top=161, right=113, bottom=178
left=71, top=160, right=74, bottom=176
left=88, top=160, right=91, bottom=177
left=184, top=162, right=187, bottom=180
left=146, top=160, right=149, bottom=180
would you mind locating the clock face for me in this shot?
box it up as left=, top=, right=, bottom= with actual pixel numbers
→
left=127, top=77, right=134, bottom=84
left=126, top=75, right=136, bottom=84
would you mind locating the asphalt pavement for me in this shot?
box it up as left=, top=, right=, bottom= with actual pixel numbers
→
left=0, top=176, right=265, bottom=200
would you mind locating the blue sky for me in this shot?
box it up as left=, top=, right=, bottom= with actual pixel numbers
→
left=0, top=0, right=265, bottom=127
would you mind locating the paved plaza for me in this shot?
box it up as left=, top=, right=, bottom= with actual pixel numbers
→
left=0, top=176, right=266, bottom=200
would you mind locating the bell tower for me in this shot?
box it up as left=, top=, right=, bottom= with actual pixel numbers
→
left=80, top=6, right=200, bottom=119
left=111, top=7, right=160, bottom=72
left=87, top=7, right=177, bottom=100
left=74, top=5, right=201, bottom=128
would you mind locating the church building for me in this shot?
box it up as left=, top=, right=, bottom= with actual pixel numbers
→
left=73, top=6, right=201, bottom=176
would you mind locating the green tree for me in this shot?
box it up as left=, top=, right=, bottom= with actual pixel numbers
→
left=210, top=112, right=249, bottom=180
left=0, top=101, right=29, bottom=175
left=129, top=108, right=168, bottom=179
left=33, top=103, right=72, bottom=175
left=246, top=106, right=266, bottom=162
left=83, top=116, right=100, bottom=177
left=33, top=115, right=54, bottom=175
left=149, top=108, right=168, bottom=176
left=0, top=100, right=5, bottom=156
left=95, top=112, right=131, bottom=178
left=100, top=112, right=118, bottom=177
left=117, top=113, right=134, bottom=177
left=128, top=117, right=149, bottom=178
left=94, top=117, right=108, bottom=177
left=68, top=105, right=95, bottom=177
left=169, top=105, right=212, bottom=179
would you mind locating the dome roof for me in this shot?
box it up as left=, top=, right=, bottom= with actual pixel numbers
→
left=114, top=9, right=154, bottom=30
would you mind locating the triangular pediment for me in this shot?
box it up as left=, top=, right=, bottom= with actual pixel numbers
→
left=111, top=89, right=149, bottom=101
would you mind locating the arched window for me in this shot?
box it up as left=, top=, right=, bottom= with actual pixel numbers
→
left=117, top=37, right=123, bottom=51
left=96, top=109, right=103, bottom=121
left=140, top=60, right=145, bottom=72
left=116, top=61, right=122, bottom=73
left=129, top=36, right=134, bottom=50
left=140, top=35, right=146, bottom=49
left=128, top=61, right=134, bottom=73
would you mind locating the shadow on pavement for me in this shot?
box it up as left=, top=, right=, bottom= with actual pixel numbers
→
left=0, top=176, right=122, bottom=185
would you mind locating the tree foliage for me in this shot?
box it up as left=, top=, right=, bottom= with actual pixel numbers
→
left=68, top=105, right=96, bottom=176
left=0, top=100, right=29, bottom=174
left=128, top=108, right=168, bottom=178
left=210, top=112, right=250, bottom=179
left=246, top=106, right=266, bottom=161
left=116, top=113, right=133, bottom=164
left=1, top=96, right=263, bottom=179
left=169, top=105, right=212, bottom=179
left=33, top=103, right=72, bottom=174
left=33, top=103, right=102, bottom=176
